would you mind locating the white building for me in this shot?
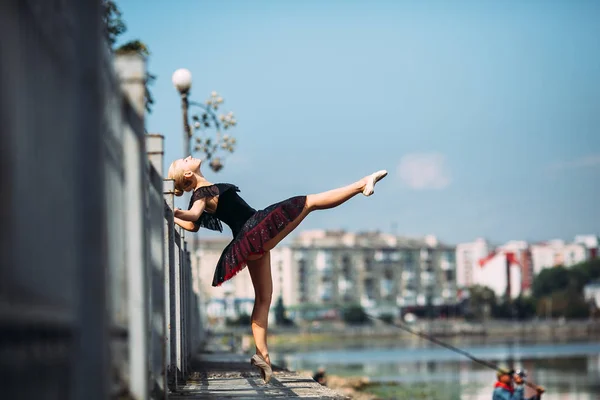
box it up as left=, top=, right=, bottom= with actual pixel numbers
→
left=498, top=240, right=534, bottom=294
left=456, top=235, right=596, bottom=297
left=530, top=239, right=588, bottom=275
left=583, top=280, right=600, bottom=309
left=475, top=251, right=522, bottom=299
left=575, top=234, right=600, bottom=259
left=456, top=239, right=529, bottom=297
left=456, top=238, right=490, bottom=289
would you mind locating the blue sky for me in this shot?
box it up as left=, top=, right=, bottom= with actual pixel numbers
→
left=118, top=0, right=599, bottom=244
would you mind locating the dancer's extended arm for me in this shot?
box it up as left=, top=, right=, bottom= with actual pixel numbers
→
left=174, top=198, right=206, bottom=221
left=174, top=217, right=199, bottom=232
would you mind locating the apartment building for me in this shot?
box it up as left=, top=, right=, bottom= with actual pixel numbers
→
left=475, top=250, right=523, bottom=299
left=192, top=238, right=293, bottom=322
left=457, top=239, right=529, bottom=298
left=457, top=235, right=597, bottom=298
left=530, top=239, right=588, bottom=275
left=455, top=238, right=490, bottom=289
left=574, top=235, right=599, bottom=259
left=290, top=230, right=457, bottom=318
left=499, top=240, right=534, bottom=294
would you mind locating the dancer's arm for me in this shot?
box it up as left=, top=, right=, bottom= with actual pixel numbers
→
left=174, top=198, right=206, bottom=221
left=174, top=217, right=199, bottom=232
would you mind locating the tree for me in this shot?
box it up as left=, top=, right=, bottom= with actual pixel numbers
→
left=103, top=0, right=126, bottom=46
left=536, top=288, right=590, bottom=319
left=465, top=285, right=497, bottom=321
left=530, top=259, right=600, bottom=319
left=569, top=259, right=600, bottom=292
left=103, top=1, right=155, bottom=112
left=342, top=304, right=369, bottom=325
left=512, top=295, right=536, bottom=320
left=226, top=313, right=251, bottom=327
left=274, top=296, right=294, bottom=326
left=532, top=266, right=570, bottom=298
left=379, top=313, right=395, bottom=324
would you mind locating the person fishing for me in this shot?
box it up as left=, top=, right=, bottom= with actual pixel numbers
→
left=362, top=314, right=548, bottom=399
left=169, top=155, right=387, bottom=383
left=493, top=367, right=545, bottom=400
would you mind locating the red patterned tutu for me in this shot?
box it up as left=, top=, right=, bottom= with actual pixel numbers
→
left=212, top=195, right=306, bottom=286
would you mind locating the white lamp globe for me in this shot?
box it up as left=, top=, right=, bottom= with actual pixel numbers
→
left=172, top=68, right=192, bottom=93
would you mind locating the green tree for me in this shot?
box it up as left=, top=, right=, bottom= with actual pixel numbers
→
left=513, top=295, right=537, bottom=319
left=226, top=313, right=251, bottom=327
left=531, top=259, right=600, bottom=319
left=103, top=1, right=155, bottom=112
left=342, top=304, right=369, bottom=325
left=492, top=301, right=512, bottom=319
left=274, top=296, right=294, bottom=326
left=379, top=313, right=395, bottom=324
left=569, top=259, right=600, bottom=291
left=536, top=288, right=590, bottom=319
left=103, top=0, right=125, bottom=46
left=532, top=265, right=570, bottom=298
left=466, top=285, right=497, bottom=321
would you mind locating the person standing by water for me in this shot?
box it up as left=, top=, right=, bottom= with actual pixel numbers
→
left=312, top=367, right=327, bottom=386
left=493, top=367, right=545, bottom=400
left=169, top=155, right=388, bottom=383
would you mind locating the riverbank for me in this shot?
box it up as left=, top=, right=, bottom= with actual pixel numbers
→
left=283, top=340, right=600, bottom=400
left=295, top=372, right=375, bottom=400
left=263, top=319, right=600, bottom=351
left=296, top=372, right=477, bottom=400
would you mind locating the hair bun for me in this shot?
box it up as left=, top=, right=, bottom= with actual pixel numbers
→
left=174, top=188, right=184, bottom=197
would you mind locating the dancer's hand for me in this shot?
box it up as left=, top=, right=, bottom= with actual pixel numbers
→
left=536, top=386, right=545, bottom=394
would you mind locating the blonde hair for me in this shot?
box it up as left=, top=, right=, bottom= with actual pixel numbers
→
left=167, top=160, right=191, bottom=197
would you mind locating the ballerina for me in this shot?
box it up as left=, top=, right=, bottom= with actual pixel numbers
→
left=168, top=155, right=387, bottom=383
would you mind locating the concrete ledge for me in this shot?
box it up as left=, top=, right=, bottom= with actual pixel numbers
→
left=169, top=351, right=347, bottom=399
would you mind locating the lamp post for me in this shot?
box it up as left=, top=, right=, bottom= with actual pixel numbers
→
left=172, top=68, right=193, bottom=156
left=172, top=68, right=237, bottom=172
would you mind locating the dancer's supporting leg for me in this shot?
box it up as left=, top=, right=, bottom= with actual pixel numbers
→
left=262, top=170, right=387, bottom=252
left=247, top=251, right=273, bottom=366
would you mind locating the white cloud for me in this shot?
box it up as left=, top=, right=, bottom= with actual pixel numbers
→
left=547, top=154, right=600, bottom=171
left=397, top=152, right=451, bottom=190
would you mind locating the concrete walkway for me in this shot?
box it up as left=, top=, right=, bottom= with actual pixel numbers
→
left=169, top=350, right=346, bottom=399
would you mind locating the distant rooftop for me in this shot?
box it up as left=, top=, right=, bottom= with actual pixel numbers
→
left=290, top=229, right=454, bottom=250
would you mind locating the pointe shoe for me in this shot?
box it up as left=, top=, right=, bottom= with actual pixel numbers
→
left=362, top=170, right=388, bottom=196
left=250, top=354, right=273, bottom=383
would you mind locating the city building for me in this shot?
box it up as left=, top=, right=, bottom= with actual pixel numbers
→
left=457, top=235, right=597, bottom=298
left=456, top=239, right=527, bottom=298
left=456, top=238, right=490, bottom=289
left=575, top=234, right=599, bottom=259
left=476, top=250, right=523, bottom=299
left=583, top=280, right=600, bottom=309
left=290, top=230, right=457, bottom=319
left=498, top=240, right=533, bottom=294
left=192, top=238, right=293, bottom=324
left=530, top=239, right=588, bottom=275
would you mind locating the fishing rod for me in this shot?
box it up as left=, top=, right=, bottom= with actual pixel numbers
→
left=364, top=313, right=542, bottom=391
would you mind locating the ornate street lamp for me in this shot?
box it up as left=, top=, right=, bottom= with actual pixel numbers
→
left=172, top=68, right=237, bottom=172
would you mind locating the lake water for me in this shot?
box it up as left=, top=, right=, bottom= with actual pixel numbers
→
left=272, top=338, right=600, bottom=400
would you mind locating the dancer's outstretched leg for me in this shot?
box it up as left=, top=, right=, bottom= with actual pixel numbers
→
left=247, top=252, right=273, bottom=368
left=261, top=170, right=387, bottom=253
